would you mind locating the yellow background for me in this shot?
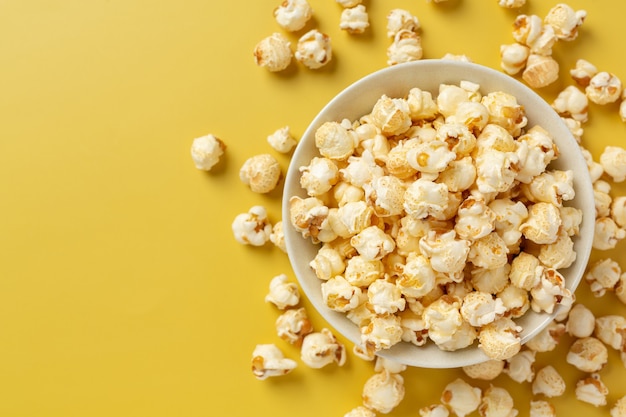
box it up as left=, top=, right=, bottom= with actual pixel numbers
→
left=2, top=0, right=626, bottom=416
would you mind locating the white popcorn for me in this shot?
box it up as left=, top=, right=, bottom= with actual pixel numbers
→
left=239, top=153, right=282, bottom=193
left=586, top=71, right=623, bottom=105
left=299, top=156, right=339, bottom=197
left=368, top=279, right=406, bottom=315
left=525, top=321, right=565, bottom=353
left=407, top=87, right=439, bottom=121
left=478, top=317, right=522, bottom=360
left=334, top=181, right=366, bottom=206
left=512, top=14, right=544, bottom=47
left=565, top=304, right=595, bottom=338
left=374, top=356, right=407, bottom=374
left=360, top=314, right=403, bottom=354
left=253, top=33, right=293, bottom=72
left=440, top=378, right=482, bottom=417
left=585, top=258, right=621, bottom=297
left=315, top=121, right=358, bottom=161
left=331, top=200, right=374, bottom=238
left=404, top=179, right=449, bottom=220
left=386, top=9, right=420, bottom=38
left=300, top=328, right=346, bottom=368
left=397, top=253, right=437, bottom=299
left=340, top=5, right=370, bottom=35
left=500, top=43, right=530, bottom=75
left=566, top=337, right=608, bottom=373
left=350, top=226, right=395, bottom=261
left=265, top=274, right=300, bottom=310
left=270, top=220, right=287, bottom=253
left=406, top=139, right=456, bottom=174
left=594, top=179, right=612, bottom=218
left=530, top=268, right=573, bottom=315
left=423, top=296, right=468, bottom=350
left=575, top=373, right=608, bottom=407
left=522, top=54, right=559, bottom=89
left=341, top=150, right=385, bottom=188
left=345, top=255, right=384, bottom=287
left=611, top=196, right=626, bottom=228
left=438, top=157, right=477, bottom=194
left=322, top=276, right=363, bottom=312
left=529, top=400, right=556, bottom=417
left=274, top=0, right=313, bottom=32
left=552, top=85, right=588, bottom=122
left=520, top=202, right=561, bottom=245
left=399, top=308, right=429, bottom=346
left=580, top=147, right=603, bottom=182
left=593, top=217, right=626, bottom=250
left=343, top=406, right=376, bottom=417
left=497, top=284, right=530, bottom=318
left=310, top=244, right=345, bottom=280
left=489, top=198, right=528, bottom=250
left=504, top=349, right=536, bottom=383
left=454, top=197, right=496, bottom=241
left=474, top=148, right=519, bottom=195
left=478, top=385, right=518, bottom=417
left=618, top=275, right=626, bottom=305
left=538, top=231, right=576, bottom=269
left=232, top=205, right=272, bottom=246
left=362, top=370, right=405, bottom=414
left=251, top=344, right=297, bottom=380
left=448, top=102, right=489, bottom=135
left=468, top=232, right=509, bottom=270
left=570, top=59, right=598, bottom=87
left=275, top=307, right=313, bottom=345
left=385, top=139, right=419, bottom=179
left=544, top=3, right=587, bottom=41
left=509, top=252, right=542, bottom=291
left=461, top=291, right=507, bottom=327
left=613, top=397, right=626, bottom=417
left=371, top=95, right=412, bottom=136
left=498, top=0, right=526, bottom=8
left=419, top=230, right=471, bottom=275
left=595, top=315, right=626, bottom=350
left=288, top=196, right=329, bottom=240
left=267, top=126, right=297, bottom=154
left=387, top=29, right=423, bottom=66
left=365, top=175, right=406, bottom=217
left=295, top=29, right=332, bottom=69
left=600, top=146, right=626, bottom=182
left=561, top=117, right=583, bottom=143
left=527, top=24, right=557, bottom=56
left=419, top=404, right=450, bottom=417
left=438, top=84, right=470, bottom=118
left=532, top=365, right=566, bottom=398
left=462, top=360, right=505, bottom=381
left=190, top=134, right=225, bottom=171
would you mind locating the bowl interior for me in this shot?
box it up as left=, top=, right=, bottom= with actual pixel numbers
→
left=282, top=59, right=595, bottom=368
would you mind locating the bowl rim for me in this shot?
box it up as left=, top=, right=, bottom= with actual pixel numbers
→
left=282, top=59, right=595, bottom=368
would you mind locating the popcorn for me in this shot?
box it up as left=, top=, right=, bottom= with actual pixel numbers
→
left=503, top=349, right=536, bottom=383
left=404, top=179, right=449, bottom=220
left=509, top=251, right=543, bottom=291
left=350, top=226, right=395, bottom=261
left=520, top=202, right=561, bottom=245
left=407, top=87, right=439, bottom=121
left=239, top=154, right=282, bottom=193
left=438, top=84, right=470, bottom=118
left=253, top=33, right=293, bottom=72
left=497, top=284, right=530, bottom=318
left=468, top=232, right=509, bottom=269
left=406, top=139, right=456, bottom=174
left=440, top=378, right=482, bottom=417
left=462, top=360, right=505, bottom=381
left=461, top=291, right=507, bottom=327
left=600, top=146, right=626, bottom=182
left=345, top=255, right=384, bottom=287
left=530, top=268, right=573, bottom=315
left=299, top=156, right=339, bottom=196
left=489, top=198, right=528, bottom=250
left=593, top=217, right=626, bottom=250
left=455, top=197, right=496, bottom=242
left=267, top=126, right=297, bottom=153
left=387, top=29, right=423, bottom=66
left=566, top=337, right=608, bottom=372
left=570, top=59, right=598, bottom=87
left=531, top=365, right=566, bottom=398
left=438, top=157, right=477, bottom=194
left=275, top=307, right=313, bottom=345
left=522, top=54, right=560, bottom=89
left=232, top=205, right=272, bottom=246
left=341, top=150, right=385, bottom=188
left=544, top=3, right=587, bottom=41
left=478, top=317, right=522, bottom=360
left=190, top=134, right=225, bottom=171
left=525, top=321, right=565, bottom=353
left=586, top=71, right=623, bottom=105
left=612, top=396, right=626, bottom=417
left=251, top=344, right=297, bottom=380
left=360, top=313, right=403, bottom=354
left=335, top=0, right=362, bottom=7
left=500, top=43, right=530, bottom=75
left=498, top=0, right=526, bottom=8
left=340, top=5, right=370, bottom=35
left=332, top=201, right=374, bottom=238
left=399, top=308, right=429, bottom=346
left=310, top=244, right=345, bottom=280
left=370, top=95, right=412, bottom=136
left=515, top=125, right=559, bottom=184
left=365, top=175, right=407, bottom=217
left=512, top=14, right=544, bottom=47
left=315, top=121, right=358, bottom=161
left=362, top=370, right=405, bottom=414
left=419, top=230, right=471, bottom=276
left=274, top=0, right=313, bottom=32
left=343, top=406, right=376, bottom=417
left=265, top=274, right=300, bottom=310
left=552, top=85, right=588, bottom=122
left=575, top=373, right=608, bottom=407
left=529, top=400, right=556, bottom=417
left=611, top=196, right=626, bottom=227
left=300, top=328, right=347, bottom=368
left=397, top=253, right=437, bottom=299
left=537, top=231, right=576, bottom=270
left=386, top=9, right=420, bottom=38
left=270, top=220, right=287, bottom=252
left=295, top=29, right=332, bottom=69
left=585, top=258, right=621, bottom=297
left=423, top=296, right=474, bottom=350
left=322, top=276, right=364, bottom=312
left=288, top=196, right=329, bottom=240
left=374, top=355, right=408, bottom=374
left=565, top=303, right=596, bottom=338
left=478, top=385, right=517, bottom=417
left=580, top=147, right=604, bottom=182
left=594, top=315, right=626, bottom=350
left=594, top=180, right=612, bottom=218
left=368, top=279, right=406, bottom=315
left=419, top=404, right=450, bottom=417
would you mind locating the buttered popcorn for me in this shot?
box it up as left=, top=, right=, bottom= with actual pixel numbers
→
left=289, top=81, right=582, bottom=360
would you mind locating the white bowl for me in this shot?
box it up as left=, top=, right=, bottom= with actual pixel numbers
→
left=282, top=59, right=595, bottom=368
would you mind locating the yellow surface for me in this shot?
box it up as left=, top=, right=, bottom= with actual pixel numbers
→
left=2, top=1, right=626, bottom=416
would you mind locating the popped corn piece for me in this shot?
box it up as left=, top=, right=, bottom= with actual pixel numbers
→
left=527, top=25, right=557, bottom=56
left=288, top=196, right=329, bottom=239
left=532, top=365, right=566, bottom=398
left=315, top=121, right=358, bottom=161
left=341, top=150, right=385, bottom=188
left=575, top=373, right=608, bottom=407
left=600, top=146, right=626, bottom=182
left=498, top=0, right=526, bottom=8
left=580, top=147, right=604, bottom=183
left=404, top=179, right=449, bottom=220
left=594, top=179, right=612, bottom=218
left=500, top=43, right=530, bottom=75
left=336, top=0, right=362, bottom=7
left=489, top=198, right=528, bottom=249
left=594, top=315, right=626, bottom=350
left=438, top=84, right=470, bottom=118
left=190, top=134, right=225, bottom=171
left=586, top=72, right=623, bottom=105
left=520, top=202, right=561, bottom=245
left=462, top=360, right=505, bottom=381
left=585, top=258, right=621, bottom=297
left=566, top=337, right=608, bottom=373
left=461, top=291, right=507, bottom=327
left=538, top=231, right=576, bottom=269
left=419, top=404, right=450, bottom=417
left=407, top=87, right=439, bottom=121
left=504, top=349, right=536, bottom=383
left=362, top=370, right=405, bottom=414
left=275, top=307, right=313, bottom=345
left=322, top=276, right=364, bottom=312
left=512, top=14, right=543, bottom=47
left=331, top=200, right=374, bottom=238
left=611, top=396, right=626, bottom=417
left=423, top=295, right=473, bottom=350
left=611, top=196, right=626, bottom=228
left=232, top=205, right=272, bottom=246
left=295, top=29, right=332, bottom=69
left=267, top=126, right=297, bottom=154
left=593, top=217, right=626, bottom=250
left=334, top=181, right=366, bottom=206
left=441, top=53, right=473, bottom=62
left=253, top=33, right=293, bottom=72
left=454, top=197, right=496, bottom=241
left=515, top=125, right=559, bottom=184
left=481, top=91, right=528, bottom=133
left=345, top=255, right=384, bottom=287
left=370, top=95, right=412, bottom=136
left=565, top=304, right=596, bottom=338
left=529, top=400, right=556, bottom=417
left=386, top=8, right=420, bottom=38
left=406, top=139, right=456, bottom=174
left=368, top=279, right=406, bottom=315
left=438, top=157, right=477, bottom=193
left=478, top=317, right=522, bottom=360
left=544, top=3, right=587, bottom=41
left=478, top=385, right=518, bottom=417
left=239, top=154, right=282, bottom=194
left=274, top=0, right=313, bottom=32
left=251, top=344, right=297, bottom=380
left=300, top=328, right=347, bottom=368
left=419, top=230, right=471, bottom=275
left=530, top=268, right=573, bottom=315
left=384, top=139, right=419, bottom=179
left=299, top=156, right=339, bottom=196
left=348, top=302, right=376, bottom=329
left=387, top=30, right=423, bottom=66
left=399, top=308, right=429, bottom=346
left=344, top=406, right=376, bottom=417
left=441, top=378, right=482, bottom=417
left=561, top=117, right=583, bottom=143
left=525, top=321, right=565, bottom=353
left=447, top=102, right=490, bottom=136
left=617, top=275, right=626, bottom=305
left=360, top=314, right=403, bottom=353
left=265, top=274, right=300, bottom=310
left=522, top=54, right=559, bottom=89
left=351, top=226, right=396, bottom=261
left=509, top=252, right=543, bottom=291
left=310, top=244, right=345, bottom=280
left=497, top=284, right=531, bottom=318
left=340, top=5, right=370, bottom=35
left=552, top=85, right=589, bottom=122
left=397, top=252, right=437, bottom=298
left=365, top=175, right=406, bottom=217
left=270, top=220, right=287, bottom=252
left=570, top=59, right=598, bottom=87
left=468, top=232, right=509, bottom=270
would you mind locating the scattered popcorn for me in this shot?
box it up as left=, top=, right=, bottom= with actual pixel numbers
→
left=580, top=147, right=604, bottom=182
left=270, top=220, right=287, bottom=252
left=232, top=205, right=272, bottom=246
left=267, top=126, right=297, bottom=153
left=295, top=29, right=332, bottom=69
left=498, top=0, right=526, bottom=8
left=585, top=258, right=621, bottom=297
left=300, top=328, right=347, bottom=368
left=611, top=196, right=626, bottom=228
left=566, top=337, right=608, bottom=372
left=266, top=274, right=300, bottom=310
left=612, top=396, right=626, bottom=417
left=570, top=59, right=598, bottom=87
left=594, top=179, right=613, bottom=218
left=253, top=33, right=293, bottom=72
left=362, top=370, right=405, bottom=414
left=575, top=373, right=608, bottom=407
left=387, top=29, right=423, bottom=66
left=275, top=307, right=313, bottom=345
left=500, top=43, right=530, bottom=75
left=340, top=5, right=370, bottom=35
left=532, top=365, right=566, bottom=398
left=239, top=153, right=282, bottom=193
left=190, top=134, right=226, bottom=171
left=343, top=406, right=376, bottom=417
left=478, top=385, right=518, bottom=417
left=386, top=9, right=420, bottom=38
left=420, top=404, right=450, bottom=417
left=512, top=14, right=544, bottom=47
left=503, top=349, right=536, bottom=383
left=594, top=315, right=626, bottom=350
left=251, top=344, right=297, bottom=380
left=441, top=378, right=482, bottom=417
left=586, top=72, right=623, bottom=105
left=462, top=359, right=505, bottom=381
left=544, top=3, right=586, bottom=41
left=529, top=400, right=556, bottom=417
left=565, top=303, right=596, bottom=338
left=593, top=217, right=626, bottom=250
left=274, top=0, right=313, bottom=32
left=600, top=146, right=626, bottom=182
left=522, top=54, right=559, bottom=89
left=552, top=85, right=588, bottom=122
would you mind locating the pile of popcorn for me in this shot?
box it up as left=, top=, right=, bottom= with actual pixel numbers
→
left=190, top=1, right=626, bottom=416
